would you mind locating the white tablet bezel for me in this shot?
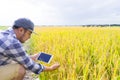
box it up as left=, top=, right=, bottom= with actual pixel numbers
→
left=37, top=52, right=53, bottom=63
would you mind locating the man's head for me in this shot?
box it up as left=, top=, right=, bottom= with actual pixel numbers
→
left=13, top=18, right=35, bottom=43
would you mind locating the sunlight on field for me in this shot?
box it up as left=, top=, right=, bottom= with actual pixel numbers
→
left=29, top=26, right=120, bottom=80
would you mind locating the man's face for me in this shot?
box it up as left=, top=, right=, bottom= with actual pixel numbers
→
left=18, top=28, right=32, bottom=43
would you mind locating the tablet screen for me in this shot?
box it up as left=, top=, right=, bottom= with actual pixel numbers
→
left=37, top=52, right=53, bottom=63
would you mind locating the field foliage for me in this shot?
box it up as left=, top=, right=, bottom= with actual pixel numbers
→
left=27, top=27, right=120, bottom=80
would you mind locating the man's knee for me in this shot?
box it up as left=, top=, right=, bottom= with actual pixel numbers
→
left=0, top=63, right=26, bottom=80
left=13, top=64, right=26, bottom=80
left=18, top=65, right=26, bottom=76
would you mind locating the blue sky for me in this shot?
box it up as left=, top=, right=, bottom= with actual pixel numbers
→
left=0, top=0, right=120, bottom=26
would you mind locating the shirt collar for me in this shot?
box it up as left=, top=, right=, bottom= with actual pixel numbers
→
left=7, top=27, right=17, bottom=38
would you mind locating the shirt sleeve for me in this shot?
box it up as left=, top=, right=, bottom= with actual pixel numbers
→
left=4, top=41, right=45, bottom=74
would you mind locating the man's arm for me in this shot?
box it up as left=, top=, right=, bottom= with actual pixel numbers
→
left=4, top=42, right=44, bottom=74
left=30, top=54, right=60, bottom=71
left=4, top=42, right=60, bottom=74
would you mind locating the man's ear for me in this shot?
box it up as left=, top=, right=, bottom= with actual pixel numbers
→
left=18, top=27, right=25, bottom=34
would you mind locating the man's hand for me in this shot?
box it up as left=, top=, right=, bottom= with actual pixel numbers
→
left=30, top=53, right=39, bottom=61
left=50, top=63, right=60, bottom=70
left=44, top=63, right=60, bottom=71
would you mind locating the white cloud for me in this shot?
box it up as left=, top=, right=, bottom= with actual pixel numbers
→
left=0, top=0, right=120, bottom=25
left=0, top=0, right=36, bottom=25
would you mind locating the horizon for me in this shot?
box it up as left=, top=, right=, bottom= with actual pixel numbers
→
left=1, top=23, right=120, bottom=27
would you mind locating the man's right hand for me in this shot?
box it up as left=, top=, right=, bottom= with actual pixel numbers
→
left=44, top=63, right=60, bottom=71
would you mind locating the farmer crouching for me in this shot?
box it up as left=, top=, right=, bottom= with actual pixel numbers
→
left=0, top=18, right=60, bottom=80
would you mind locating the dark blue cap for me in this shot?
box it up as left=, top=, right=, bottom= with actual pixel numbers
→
left=14, top=18, right=35, bottom=33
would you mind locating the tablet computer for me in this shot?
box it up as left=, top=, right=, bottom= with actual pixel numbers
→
left=37, top=52, right=53, bottom=63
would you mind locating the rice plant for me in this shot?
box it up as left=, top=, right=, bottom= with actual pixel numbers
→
left=29, top=27, right=120, bottom=80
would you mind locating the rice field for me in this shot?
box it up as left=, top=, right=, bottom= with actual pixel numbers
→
left=0, top=26, right=9, bottom=30
left=29, top=26, right=120, bottom=80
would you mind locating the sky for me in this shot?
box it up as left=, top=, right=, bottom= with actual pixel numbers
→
left=0, top=0, right=120, bottom=26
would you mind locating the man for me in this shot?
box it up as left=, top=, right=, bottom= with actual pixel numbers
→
left=0, top=18, right=60, bottom=80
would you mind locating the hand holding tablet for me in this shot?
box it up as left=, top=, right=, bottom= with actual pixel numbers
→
left=37, top=52, right=53, bottom=63
left=36, top=52, right=60, bottom=71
